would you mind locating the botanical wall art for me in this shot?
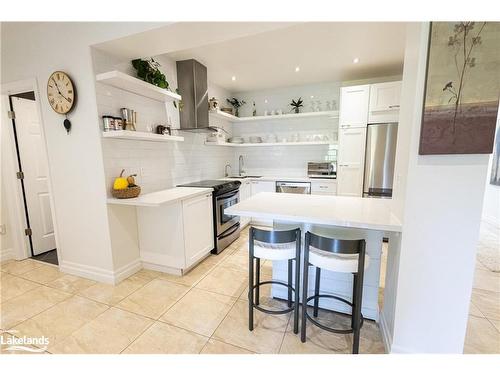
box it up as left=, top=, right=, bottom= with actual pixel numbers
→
left=490, top=127, right=500, bottom=186
left=419, top=22, right=500, bottom=155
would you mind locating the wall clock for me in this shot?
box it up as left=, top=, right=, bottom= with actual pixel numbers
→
left=47, top=71, right=76, bottom=133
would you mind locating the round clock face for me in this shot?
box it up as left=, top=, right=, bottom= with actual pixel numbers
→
left=47, top=71, right=75, bottom=114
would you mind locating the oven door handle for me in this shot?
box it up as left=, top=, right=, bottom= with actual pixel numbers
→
left=217, top=190, right=239, bottom=200
left=219, top=222, right=240, bottom=239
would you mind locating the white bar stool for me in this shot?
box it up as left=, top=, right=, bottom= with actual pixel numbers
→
left=301, top=231, right=369, bottom=354
left=248, top=226, right=301, bottom=334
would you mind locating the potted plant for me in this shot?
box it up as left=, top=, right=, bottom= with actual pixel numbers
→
left=226, top=98, right=246, bottom=117
left=290, top=97, right=304, bottom=114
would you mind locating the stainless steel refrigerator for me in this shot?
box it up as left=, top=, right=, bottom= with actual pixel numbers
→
left=363, top=123, right=398, bottom=198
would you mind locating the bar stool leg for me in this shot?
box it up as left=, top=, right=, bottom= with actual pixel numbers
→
left=352, top=273, right=361, bottom=353
left=287, top=259, right=293, bottom=308
left=248, top=235, right=254, bottom=331
left=255, top=258, right=260, bottom=306
left=313, top=267, right=321, bottom=318
left=301, top=233, right=311, bottom=343
left=351, top=274, right=357, bottom=329
left=293, top=231, right=301, bottom=334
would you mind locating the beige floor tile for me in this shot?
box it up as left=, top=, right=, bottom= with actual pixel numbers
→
left=46, top=274, right=96, bottom=294
left=132, top=268, right=163, bottom=281
left=50, top=307, right=153, bottom=354
left=473, top=269, right=500, bottom=293
left=353, top=320, right=386, bottom=354
left=160, top=288, right=236, bottom=336
left=20, top=264, right=63, bottom=284
left=158, top=258, right=217, bottom=287
left=201, top=338, right=254, bottom=354
left=1, top=259, right=44, bottom=275
left=220, top=251, right=250, bottom=272
left=464, top=315, right=500, bottom=354
left=78, top=274, right=150, bottom=305
left=117, top=279, right=189, bottom=319
left=0, top=274, right=39, bottom=303
left=13, top=295, right=108, bottom=351
left=213, top=300, right=289, bottom=354
left=123, top=321, right=208, bottom=354
left=490, top=319, right=500, bottom=332
left=468, top=302, right=485, bottom=318
left=0, top=286, right=71, bottom=330
left=471, top=289, right=500, bottom=320
left=196, top=266, right=248, bottom=298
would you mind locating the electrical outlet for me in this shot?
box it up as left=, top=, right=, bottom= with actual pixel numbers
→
left=0, top=224, right=6, bottom=235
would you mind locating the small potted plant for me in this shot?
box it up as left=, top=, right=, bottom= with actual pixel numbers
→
left=290, top=97, right=304, bottom=114
left=226, top=98, right=246, bottom=117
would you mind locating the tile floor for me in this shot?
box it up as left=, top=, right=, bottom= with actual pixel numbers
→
left=0, top=223, right=498, bottom=354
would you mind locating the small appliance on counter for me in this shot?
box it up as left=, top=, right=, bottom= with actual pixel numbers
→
left=177, top=180, right=241, bottom=254
left=307, top=161, right=336, bottom=179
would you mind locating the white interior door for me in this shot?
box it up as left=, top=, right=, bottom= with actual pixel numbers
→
left=12, top=96, right=56, bottom=255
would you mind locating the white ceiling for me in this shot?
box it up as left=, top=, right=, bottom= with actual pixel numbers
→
left=163, top=22, right=408, bottom=92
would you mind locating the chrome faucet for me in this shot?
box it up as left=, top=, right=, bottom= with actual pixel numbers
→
left=224, top=164, right=232, bottom=177
left=238, top=155, right=245, bottom=176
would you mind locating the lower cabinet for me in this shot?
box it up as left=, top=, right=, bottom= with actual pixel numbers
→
left=311, top=180, right=337, bottom=195
left=137, top=192, right=214, bottom=274
left=250, top=180, right=275, bottom=227
left=239, top=180, right=252, bottom=228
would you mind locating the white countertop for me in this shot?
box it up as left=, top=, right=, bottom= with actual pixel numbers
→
left=107, top=187, right=213, bottom=207
left=220, top=176, right=336, bottom=183
left=225, top=192, right=402, bottom=232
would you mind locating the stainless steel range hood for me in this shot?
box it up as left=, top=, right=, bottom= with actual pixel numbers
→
left=176, top=59, right=215, bottom=132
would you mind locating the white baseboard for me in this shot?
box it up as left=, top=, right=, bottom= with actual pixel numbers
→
left=482, top=215, right=500, bottom=229
left=379, top=310, right=393, bottom=354
left=142, top=261, right=182, bottom=276
left=59, top=258, right=141, bottom=285
left=0, top=248, right=14, bottom=262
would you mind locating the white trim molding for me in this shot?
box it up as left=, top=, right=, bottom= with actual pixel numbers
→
left=0, top=248, right=14, bottom=262
left=379, top=309, right=393, bottom=354
left=59, top=258, right=141, bottom=285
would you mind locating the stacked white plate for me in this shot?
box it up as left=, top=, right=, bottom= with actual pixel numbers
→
left=249, top=136, right=263, bottom=143
left=228, top=136, right=244, bottom=144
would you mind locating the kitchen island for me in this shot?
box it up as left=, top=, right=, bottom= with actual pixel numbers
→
left=225, top=192, right=402, bottom=322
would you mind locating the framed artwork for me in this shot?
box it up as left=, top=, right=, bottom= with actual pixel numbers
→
left=491, top=129, right=500, bottom=186
left=419, top=22, right=500, bottom=155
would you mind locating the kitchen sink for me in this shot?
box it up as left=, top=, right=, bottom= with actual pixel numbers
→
left=227, top=175, right=262, bottom=179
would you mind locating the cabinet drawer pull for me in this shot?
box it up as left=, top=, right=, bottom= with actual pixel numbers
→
left=388, top=105, right=400, bottom=109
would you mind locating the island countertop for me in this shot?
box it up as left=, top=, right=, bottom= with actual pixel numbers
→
left=225, top=192, right=402, bottom=232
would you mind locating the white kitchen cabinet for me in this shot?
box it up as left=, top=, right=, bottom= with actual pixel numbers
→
left=250, top=180, right=275, bottom=226
left=239, top=180, right=252, bottom=228
left=368, top=81, right=402, bottom=123
left=337, top=127, right=367, bottom=197
left=182, top=194, right=214, bottom=267
left=339, top=85, right=370, bottom=128
left=311, top=180, right=337, bottom=196
left=137, top=191, right=214, bottom=274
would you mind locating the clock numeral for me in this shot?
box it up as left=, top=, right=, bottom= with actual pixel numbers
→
left=68, top=90, right=73, bottom=94
left=57, top=73, right=60, bottom=80
left=67, top=97, right=73, bottom=103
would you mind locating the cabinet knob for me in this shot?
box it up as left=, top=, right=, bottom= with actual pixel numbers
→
left=389, top=105, right=400, bottom=109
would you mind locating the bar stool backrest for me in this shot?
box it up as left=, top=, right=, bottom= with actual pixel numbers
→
left=251, top=227, right=300, bottom=244
left=306, top=232, right=365, bottom=255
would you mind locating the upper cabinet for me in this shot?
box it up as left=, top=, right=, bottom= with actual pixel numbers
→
left=339, top=85, right=370, bottom=128
left=368, top=81, right=402, bottom=123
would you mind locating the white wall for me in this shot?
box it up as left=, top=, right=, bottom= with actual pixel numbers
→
left=388, top=23, right=492, bottom=353
left=0, top=22, right=169, bottom=282
left=482, top=114, right=500, bottom=226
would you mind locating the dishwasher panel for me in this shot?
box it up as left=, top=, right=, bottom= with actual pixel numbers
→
left=276, top=181, right=311, bottom=194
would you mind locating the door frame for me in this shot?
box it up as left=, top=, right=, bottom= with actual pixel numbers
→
left=1, top=78, right=61, bottom=262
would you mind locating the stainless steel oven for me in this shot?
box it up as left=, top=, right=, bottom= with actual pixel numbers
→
left=215, top=189, right=240, bottom=235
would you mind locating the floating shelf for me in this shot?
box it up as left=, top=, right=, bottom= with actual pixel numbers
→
left=209, top=110, right=339, bottom=123
left=205, top=141, right=336, bottom=148
left=96, top=70, right=182, bottom=103
left=102, top=130, right=184, bottom=142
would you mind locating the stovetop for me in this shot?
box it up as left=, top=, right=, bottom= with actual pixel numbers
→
left=177, top=180, right=241, bottom=195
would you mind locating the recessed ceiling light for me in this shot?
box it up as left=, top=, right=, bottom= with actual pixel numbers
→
left=353, top=58, right=360, bottom=64
left=310, top=95, right=314, bottom=99
left=295, top=66, right=300, bottom=72
left=231, top=76, right=236, bottom=81
left=264, top=99, right=268, bottom=104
